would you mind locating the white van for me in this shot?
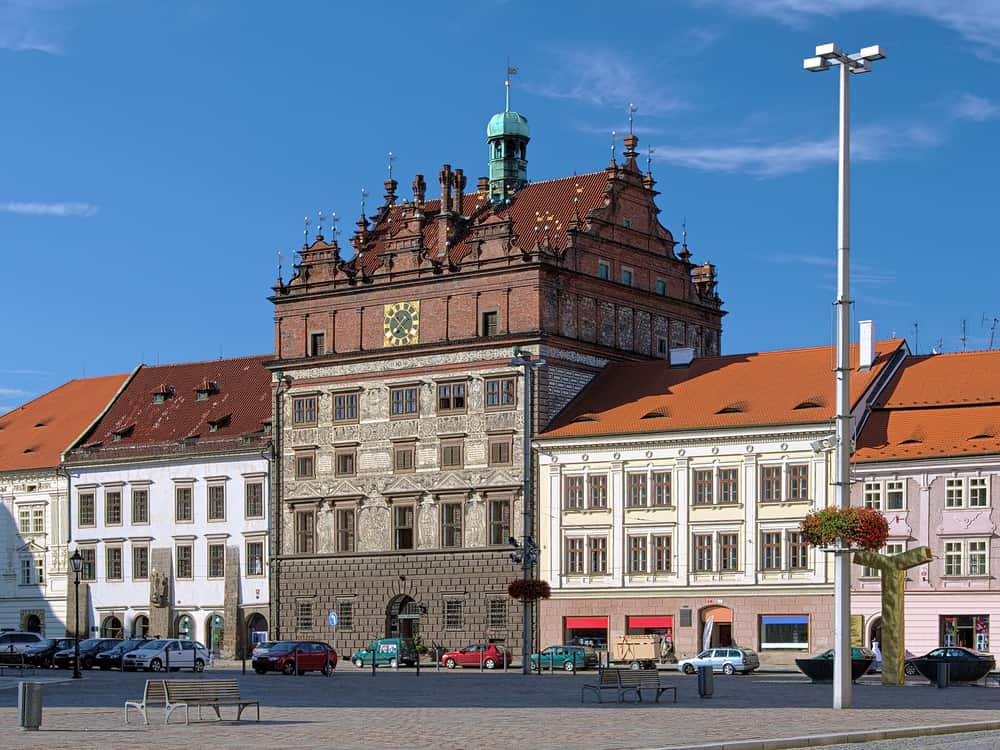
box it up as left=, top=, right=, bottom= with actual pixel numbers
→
left=122, top=638, right=209, bottom=672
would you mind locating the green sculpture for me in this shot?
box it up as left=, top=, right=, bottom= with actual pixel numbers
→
left=852, top=546, right=932, bottom=686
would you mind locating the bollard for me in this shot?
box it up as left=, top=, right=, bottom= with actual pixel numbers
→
left=371, top=648, right=377, bottom=677
left=936, top=662, right=950, bottom=688
left=480, top=650, right=484, bottom=673
left=697, top=665, right=714, bottom=698
left=415, top=654, right=420, bottom=677
left=571, top=660, right=576, bottom=675
left=17, top=682, right=42, bottom=731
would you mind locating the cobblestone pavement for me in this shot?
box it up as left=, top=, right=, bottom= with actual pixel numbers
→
left=2, top=667, right=999, bottom=749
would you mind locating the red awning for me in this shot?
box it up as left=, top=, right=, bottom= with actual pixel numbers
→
left=627, top=616, right=672, bottom=629
left=565, top=616, right=608, bottom=630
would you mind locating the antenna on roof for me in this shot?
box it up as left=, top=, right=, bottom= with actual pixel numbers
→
left=387, top=151, right=396, bottom=181
left=912, top=321, right=919, bottom=354
left=961, top=319, right=968, bottom=352
left=628, top=103, right=637, bottom=135
left=984, top=314, right=999, bottom=350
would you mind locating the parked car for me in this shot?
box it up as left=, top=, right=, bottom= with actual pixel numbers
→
left=677, top=647, right=760, bottom=675
left=53, top=638, right=121, bottom=670
left=252, top=640, right=337, bottom=675
left=351, top=638, right=419, bottom=668
left=122, top=638, right=209, bottom=672
left=21, top=638, right=75, bottom=668
left=0, top=631, right=46, bottom=658
left=440, top=643, right=510, bottom=669
left=795, top=646, right=874, bottom=683
left=529, top=645, right=599, bottom=672
left=95, top=638, right=151, bottom=670
left=906, top=647, right=996, bottom=683
left=251, top=640, right=277, bottom=659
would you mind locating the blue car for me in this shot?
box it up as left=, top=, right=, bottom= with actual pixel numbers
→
left=530, top=645, right=599, bottom=672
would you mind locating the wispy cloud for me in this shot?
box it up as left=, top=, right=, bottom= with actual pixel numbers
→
left=529, top=48, right=688, bottom=116
left=695, top=0, right=1000, bottom=60
left=0, top=0, right=67, bottom=54
left=0, top=368, right=51, bottom=376
left=0, top=386, right=32, bottom=399
left=953, top=93, right=999, bottom=121
left=0, top=201, right=98, bottom=217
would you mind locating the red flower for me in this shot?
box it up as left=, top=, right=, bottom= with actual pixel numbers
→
left=800, top=507, right=889, bottom=551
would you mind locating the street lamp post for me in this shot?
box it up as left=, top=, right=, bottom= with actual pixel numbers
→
left=508, top=348, right=545, bottom=675
left=69, top=549, right=83, bottom=679
left=804, top=42, right=886, bottom=710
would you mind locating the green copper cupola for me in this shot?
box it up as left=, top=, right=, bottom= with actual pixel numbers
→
left=487, top=77, right=530, bottom=204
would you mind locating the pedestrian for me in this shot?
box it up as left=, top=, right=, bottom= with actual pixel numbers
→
left=871, top=640, right=882, bottom=672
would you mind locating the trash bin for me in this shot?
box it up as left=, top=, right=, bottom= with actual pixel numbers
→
left=697, top=665, right=714, bottom=698
left=936, top=662, right=950, bottom=689
left=17, top=681, right=42, bottom=731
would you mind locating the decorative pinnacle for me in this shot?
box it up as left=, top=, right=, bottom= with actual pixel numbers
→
left=628, top=103, right=637, bottom=135
left=277, top=250, right=284, bottom=279
left=647, top=146, right=655, bottom=174
left=360, top=187, right=369, bottom=216
left=611, top=130, right=617, bottom=164
left=388, top=151, right=396, bottom=180
left=303, top=216, right=310, bottom=245
left=317, top=210, right=325, bottom=238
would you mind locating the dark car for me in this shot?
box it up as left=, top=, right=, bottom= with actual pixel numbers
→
left=906, top=647, right=995, bottom=683
left=529, top=645, right=600, bottom=672
left=22, top=638, right=75, bottom=668
left=95, top=638, right=151, bottom=670
left=252, top=640, right=337, bottom=675
left=796, top=647, right=875, bottom=683
left=53, top=638, right=121, bottom=670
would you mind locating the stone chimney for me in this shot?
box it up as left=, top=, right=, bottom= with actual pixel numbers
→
left=477, top=176, right=489, bottom=195
left=439, top=164, right=453, bottom=214
left=452, top=169, right=466, bottom=216
left=412, top=174, right=426, bottom=207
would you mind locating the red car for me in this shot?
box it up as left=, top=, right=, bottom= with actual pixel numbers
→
left=440, top=644, right=509, bottom=669
left=252, top=640, right=337, bottom=675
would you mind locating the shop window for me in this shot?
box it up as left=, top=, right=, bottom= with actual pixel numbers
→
left=760, top=615, right=809, bottom=650
left=564, top=616, right=608, bottom=650
left=941, top=615, right=989, bottom=650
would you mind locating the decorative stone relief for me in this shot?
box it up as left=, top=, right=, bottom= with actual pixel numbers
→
left=418, top=492, right=437, bottom=549
left=465, top=491, right=486, bottom=547
left=359, top=494, right=390, bottom=552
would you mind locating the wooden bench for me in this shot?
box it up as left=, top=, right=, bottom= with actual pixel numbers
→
left=618, top=669, right=677, bottom=704
left=163, top=679, right=260, bottom=725
left=125, top=679, right=167, bottom=725
left=581, top=667, right=623, bottom=703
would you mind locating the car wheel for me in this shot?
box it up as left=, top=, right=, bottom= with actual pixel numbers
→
left=904, top=662, right=918, bottom=676
left=389, top=657, right=398, bottom=668
left=529, top=661, right=539, bottom=672
left=82, top=656, right=94, bottom=670
left=149, top=658, right=163, bottom=672
left=484, top=658, right=497, bottom=669
left=194, top=659, right=205, bottom=673
left=321, top=662, right=333, bottom=676
left=40, top=657, right=52, bottom=669
left=563, top=660, right=575, bottom=672
left=282, top=661, right=296, bottom=675
left=445, top=658, right=457, bottom=669
left=683, top=663, right=695, bottom=675
left=629, top=661, right=641, bottom=671
left=723, top=663, right=735, bottom=675
left=353, top=657, right=364, bottom=669
left=254, top=667, right=267, bottom=675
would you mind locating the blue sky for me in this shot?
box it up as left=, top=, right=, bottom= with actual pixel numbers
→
left=2, top=0, right=999, bottom=411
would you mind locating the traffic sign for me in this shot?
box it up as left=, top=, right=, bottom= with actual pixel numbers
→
left=328, top=611, right=338, bottom=627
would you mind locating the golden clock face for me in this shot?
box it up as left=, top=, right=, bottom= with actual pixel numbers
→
left=383, top=301, right=420, bottom=347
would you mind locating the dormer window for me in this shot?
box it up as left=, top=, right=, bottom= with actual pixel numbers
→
left=152, top=384, right=174, bottom=404
left=208, top=414, right=231, bottom=432
left=111, top=424, right=134, bottom=443
left=195, top=379, right=218, bottom=401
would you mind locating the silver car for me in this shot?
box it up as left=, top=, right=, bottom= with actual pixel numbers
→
left=677, top=647, right=760, bottom=675
left=0, top=631, right=45, bottom=655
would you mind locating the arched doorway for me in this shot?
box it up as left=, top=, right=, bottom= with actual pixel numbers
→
left=175, top=613, right=195, bottom=640
left=132, top=615, right=150, bottom=638
left=385, top=594, right=418, bottom=639
left=869, top=615, right=883, bottom=649
left=24, top=614, right=41, bottom=634
left=101, top=615, right=123, bottom=638
left=246, top=613, right=268, bottom=657
left=206, top=613, right=224, bottom=657
left=700, top=606, right=733, bottom=649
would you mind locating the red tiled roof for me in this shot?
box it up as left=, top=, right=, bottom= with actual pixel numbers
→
left=540, top=340, right=905, bottom=439
left=855, top=350, right=1000, bottom=462
left=0, top=374, right=130, bottom=471
left=66, top=355, right=271, bottom=461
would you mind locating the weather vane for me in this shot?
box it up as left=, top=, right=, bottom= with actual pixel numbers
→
left=388, top=151, right=396, bottom=180
left=647, top=146, right=655, bottom=173
left=330, top=211, right=339, bottom=238
left=277, top=250, right=284, bottom=278
left=360, top=187, right=369, bottom=215
left=628, top=103, right=638, bottom=135
left=303, top=216, right=310, bottom=244
left=610, top=130, right=617, bottom=164
left=317, top=210, right=325, bottom=238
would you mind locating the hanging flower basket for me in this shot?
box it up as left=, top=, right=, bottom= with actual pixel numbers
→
left=800, top=506, right=889, bottom=552
left=508, top=578, right=552, bottom=601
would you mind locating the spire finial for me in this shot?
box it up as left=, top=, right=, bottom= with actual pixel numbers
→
left=277, top=250, right=284, bottom=281
left=360, top=187, right=369, bottom=217
left=628, top=103, right=637, bottom=135
left=505, top=59, right=517, bottom=112
left=330, top=211, right=339, bottom=239
left=303, top=216, right=310, bottom=246
left=387, top=151, right=396, bottom=180
left=646, top=146, right=654, bottom=174
left=610, top=130, right=617, bottom=165
left=317, top=210, right=325, bottom=239
left=679, top=218, right=691, bottom=261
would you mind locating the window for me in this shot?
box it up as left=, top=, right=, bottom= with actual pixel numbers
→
left=488, top=498, right=511, bottom=545
left=886, top=480, right=905, bottom=510
left=132, top=546, right=149, bottom=580
left=245, top=482, right=264, bottom=519
left=335, top=448, right=357, bottom=477
left=589, top=475, right=608, bottom=509
left=719, top=469, right=739, bottom=504
left=445, top=600, right=464, bottom=630
left=292, top=396, right=318, bottom=426
left=488, top=599, right=507, bottom=630
left=393, top=443, right=415, bottom=472
left=564, top=476, right=584, bottom=510
left=175, top=486, right=193, bottom=522
left=863, top=542, right=903, bottom=577
left=693, top=534, right=713, bottom=571
left=336, top=508, right=355, bottom=553
left=394, top=505, right=414, bottom=550
left=309, top=332, right=326, bottom=357
left=719, top=533, right=739, bottom=571
left=760, top=615, right=809, bottom=650
left=18, top=509, right=30, bottom=533
left=390, top=386, right=419, bottom=417
left=246, top=541, right=264, bottom=576
left=208, top=484, right=226, bottom=521
left=176, top=545, right=192, bottom=579
left=864, top=482, right=882, bottom=510
left=627, top=473, right=647, bottom=508
left=488, top=435, right=512, bottom=466
left=761, top=532, right=782, bottom=570
left=970, top=478, right=988, bottom=508
left=80, top=548, right=96, bottom=581
left=440, top=440, right=464, bottom=469
left=337, top=600, right=354, bottom=632
left=105, top=546, right=122, bottom=580
left=944, top=541, right=963, bottom=576
left=297, top=602, right=313, bottom=631
left=598, top=261, right=610, bottom=280
left=294, top=451, right=315, bottom=479
left=19, top=558, right=32, bottom=585
left=565, top=538, right=584, bottom=574
left=788, top=532, right=809, bottom=569
left=946, top=479, right=963, bottom=508
left=333, top=392, right=358, bottom=423
left=132, top=489, right=149, bottom=524
left=481, top=311, right=499, bottom=337
left=31, top=508, right=43, bottom=534
left=622, top=268, right=633, bottom=286
left=693, top=470, right=713, bottom=505
left=485, top=376, right=516, bottom=410
left=760, top=466, right=782, bottom=502
left=295, top=510, right=315, bottom=554
left=788, top=464, right=809, bottom=500
left=208, top=543, right=225, bottom=578
left=657, top=336, right=668, bottom=358
left=628, top=536, right=647, bottom=574
left=441, top=502, right=463, bottom=547
left=437, top=382, right=467, bottom=413
left=79, top=492, right=95, bottom=527
left=589, top=536, right=607, bottom=574
left=653, top=535, right=672, bottom=573
left=655, top=279, right=666, bottom=296
left=970, top=541, right=988, bottom=576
